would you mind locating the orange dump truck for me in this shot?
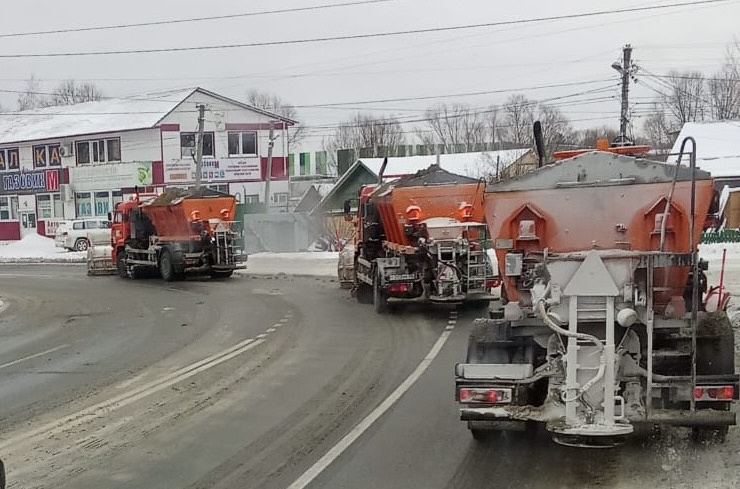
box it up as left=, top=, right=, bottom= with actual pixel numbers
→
left=112, top=188, right=246, bottom=280
left=455, top=146, right=738, bottom=446
left=345, top=165, right=498, bottom=313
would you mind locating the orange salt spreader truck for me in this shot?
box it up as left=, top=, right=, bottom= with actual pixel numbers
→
left=455, top=138, right=738, bottom=447
left=111, top=188, right=246, bottom=281
left=344, top=163, right=500, bottom=313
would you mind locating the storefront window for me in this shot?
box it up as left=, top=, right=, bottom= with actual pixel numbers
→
left=37, top=194, right=63, bottom=219
left=94, top=191, right=110, bottom=216
left=0, top=196, right=18, bottom=221
left=76, top=192, right=93, bottom=217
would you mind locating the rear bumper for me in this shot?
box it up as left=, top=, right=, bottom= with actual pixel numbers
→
left=460, top=406, right=737, bottom=427
left=429, top=292, right=496, bottom=303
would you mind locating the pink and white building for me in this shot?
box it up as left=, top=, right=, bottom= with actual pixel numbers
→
left=0, top=87, right=296, bottom=241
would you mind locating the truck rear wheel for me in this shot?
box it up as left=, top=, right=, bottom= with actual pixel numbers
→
left=159, top=250, right=175, bottom=282
left=692, top=314, right=734, bottom=444
left=356, top=283, right=373, bottom=304
left=373, top=272, right=389, bottom=314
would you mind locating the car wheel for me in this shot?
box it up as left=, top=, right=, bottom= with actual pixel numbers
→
left=74, top=238, right=89, bottom=252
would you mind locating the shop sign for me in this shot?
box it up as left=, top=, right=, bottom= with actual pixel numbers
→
left=164, top=158, right=261, bottom=183
left=0, top=169, right=60, bottom=195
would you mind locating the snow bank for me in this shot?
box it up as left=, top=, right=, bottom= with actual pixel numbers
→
left=0, top=234, right=85, bottom=263
left=238, top=252, right=338, bottom=277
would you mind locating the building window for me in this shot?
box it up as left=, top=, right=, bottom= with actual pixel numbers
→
left=95, top=191, right=111, bottom=216
left=0, top=196, right=18, bottom=221
left=37, top=194, right=63, bottom=219
left=243, top=194, right=260, bottom=204
left=181, top=132, right=214, bottom=158
left=272, top=192, right=289, bottom=204
left=76, top=138, right=121, bottom=165
left=33, top=143, right=62, bottom=168
left=227, top=131, right=257, bottom=156
left=0, top=148, right=20, bottom=172
left=76, top=192, right=93, bottom=217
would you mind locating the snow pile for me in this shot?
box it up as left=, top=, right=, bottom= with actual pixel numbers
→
left=0, top=234, right=85, bottom=263
left=239, top=251, right=338, bottom=277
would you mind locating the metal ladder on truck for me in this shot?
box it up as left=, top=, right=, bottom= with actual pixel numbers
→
left=466, top=249, right=489, bottom=293
left=645, top=137, right=737, bottom=429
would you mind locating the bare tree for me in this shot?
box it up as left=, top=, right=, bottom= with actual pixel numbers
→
left=708, top=47, right=740, bottom=120
left=641, top=107, right=676, bottom=157
left=501, top=94, right=536, bottom=147
left=536, top=103, right=575, bottom=156
left=17, top=75, right=42, bottom=111
left=485, top=105, right=501, bottom=150
left=246, top=89, right=305, bottom=148
left=420, top=103, right=487, bottom=152
left=572, top=125, right=621, bottom=148
left=323, top=113, right=405, bottom=171
left=660, top=71, right=707, bottom=126
left=41, top=80, right=104, bottom=107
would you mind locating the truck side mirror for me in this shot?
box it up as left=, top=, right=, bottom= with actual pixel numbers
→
left=108, top=212, right=113, bottom=222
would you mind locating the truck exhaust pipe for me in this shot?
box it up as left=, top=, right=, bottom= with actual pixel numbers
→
left=533, top=121, right=545, bottom=168
left=378, top=157, right=388, bottom=184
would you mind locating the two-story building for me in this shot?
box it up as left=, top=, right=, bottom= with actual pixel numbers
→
left=0, top=87, right=295, bottom=241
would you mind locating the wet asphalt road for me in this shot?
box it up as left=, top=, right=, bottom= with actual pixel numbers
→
left=0, top=265, right=736, bottom=489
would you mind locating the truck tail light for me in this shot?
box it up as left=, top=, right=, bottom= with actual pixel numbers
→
left=694, top=385, right=735, bottom=401
left=387, top=283, right=411, bottom=294
left=458, top=387, right=512, bottom=404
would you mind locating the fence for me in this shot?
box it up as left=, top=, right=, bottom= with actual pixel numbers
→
left=701, top=229, right=740, bottom=244
left=243, top=212, right=318, bottom=254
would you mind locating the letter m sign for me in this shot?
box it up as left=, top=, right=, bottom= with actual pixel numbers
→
left=45, top=170, right=60, bottom=192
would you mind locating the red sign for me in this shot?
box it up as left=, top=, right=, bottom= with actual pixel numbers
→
left=45, top=169, right=60, bottom=191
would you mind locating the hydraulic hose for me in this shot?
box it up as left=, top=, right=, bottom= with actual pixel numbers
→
left=536, top=298, right=606, bottom=401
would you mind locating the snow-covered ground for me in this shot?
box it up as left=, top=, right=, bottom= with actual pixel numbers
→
left=0, top=234, right=86, bottom=263
left=0, top=237, right=736, bottom=287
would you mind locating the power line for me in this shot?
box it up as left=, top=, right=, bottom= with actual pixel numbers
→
left=0, top=0, right=398, bottom=39
left=0, top=0, right=730, bottom=58
left=293, top=79, right=616, bottom=107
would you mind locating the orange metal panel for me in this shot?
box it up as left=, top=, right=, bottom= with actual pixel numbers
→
left=484, top=180, right=715, bottom=304
left=372, top=183, right=485, bottom=247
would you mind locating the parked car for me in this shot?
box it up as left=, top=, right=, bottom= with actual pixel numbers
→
left=54, top=218, right=111, bottom=251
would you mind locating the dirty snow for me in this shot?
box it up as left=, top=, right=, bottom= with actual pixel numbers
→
left=0, top=234, right=85, bottom=263
left=238, top=251, right=338, bottom=277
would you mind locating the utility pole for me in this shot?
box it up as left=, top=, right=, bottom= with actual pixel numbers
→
left=263, top=121, right=276, bottom=208
left=612, top=44, right=638, bottom=143
left=194, top=103, right=206, bottom=191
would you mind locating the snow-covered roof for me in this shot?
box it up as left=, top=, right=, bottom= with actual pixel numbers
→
left=668, top=120, right=740, bottom=178
left=0, top=87, right=296, bottom=145
left=360, top=149, right=531, bottom=179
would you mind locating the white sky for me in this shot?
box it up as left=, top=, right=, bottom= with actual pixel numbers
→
left=0, top=0, right=738, bottom=149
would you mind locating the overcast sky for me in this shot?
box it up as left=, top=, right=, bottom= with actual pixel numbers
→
left=1, top=0, right=739, bottom=148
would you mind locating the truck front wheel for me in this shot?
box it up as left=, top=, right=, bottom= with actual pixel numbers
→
left=116, top=253, right=128, bottom=278
left=159, top=250, right=175, bottom=282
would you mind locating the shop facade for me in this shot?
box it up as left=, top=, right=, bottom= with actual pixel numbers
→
left=0, top=87, right=295, bottom=241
